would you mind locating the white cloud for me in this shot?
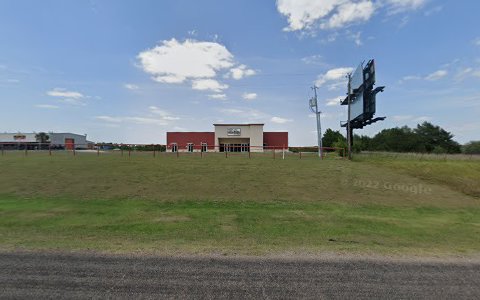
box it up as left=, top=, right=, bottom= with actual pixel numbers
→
left=208, top=94, right=227, bottom=100
left=277, top=0, right=375, bottom=32
left=425, top=70, right=448, bottom=81
left=96, top=106, right=179, bottom=126
left=96, top=116, right=122, bottom=123
left=138, top=38, right=234, bottom=82
left=47, top=88, right=88, bottom=106
left=242, top=92, right=257, bottom=100
left=35, top=104, right=59, bottom=109
left=219, top=108, right=244, bottom=114
left=454, top=68, right=473, bottom=82
left=58, top=98, right=87, bottom=106
left=124, top=83, right=139, bottom=90
left=385, top=0, right=427, bottom=15
left=149, top=106, right=180, bottom=120
left=192, top=79, right=228, bottom=92
left=325, top=96, right=343, bottom=106
left=321, top=1, right=375, bottom=29
left=47, top=88, right=84, bottom=99
left=402, top=75, right=422, bottom=81
left=315, top=67, right=353, bottom=89
left=474, top=38, right=480, bottom=47
left=218, top=107, right=269, bottom=121
left=301, top=55, right=328, bottom=66
left=276, top=0, right=427, bottom=32
left=347, top=31, right=363, bottom=46
left=123, top=117, right=169, bottom=126
left=137, top=38, right=255, bottom=92
left=228, top=64, right=256, bottom=80
left=424, top=5, right=443, bottom=16
left=271, top=116, right=293, bottom=124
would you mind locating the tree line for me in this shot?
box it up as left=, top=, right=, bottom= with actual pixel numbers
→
left=320, top=122, right=479, bottom=154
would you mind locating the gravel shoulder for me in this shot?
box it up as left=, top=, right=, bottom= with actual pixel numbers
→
left=1, top=251, right=479, bottom=299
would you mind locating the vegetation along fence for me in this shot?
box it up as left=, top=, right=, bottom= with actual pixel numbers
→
left=0, top=143, right=346, bottom=160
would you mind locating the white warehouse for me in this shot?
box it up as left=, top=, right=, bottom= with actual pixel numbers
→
left=0, top=132, right=93, bottom=150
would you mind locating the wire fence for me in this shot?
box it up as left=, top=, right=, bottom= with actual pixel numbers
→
left=0, top=143, right=346, bottom=160
left=358, top=151, right=480, bottom=161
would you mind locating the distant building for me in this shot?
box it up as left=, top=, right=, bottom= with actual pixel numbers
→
left=0, top=132, right=91, bottom=150
left=166, top=124, right=288, bottom=152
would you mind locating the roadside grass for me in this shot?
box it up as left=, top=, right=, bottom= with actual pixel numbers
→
left=1, top=197, right=479, bottom=256
left=355, top=152, right=480, bottom=197
left=0, top=151, right=479, bottom=256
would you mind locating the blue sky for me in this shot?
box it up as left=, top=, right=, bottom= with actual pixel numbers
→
left=0, top=0, right=479, bottom=145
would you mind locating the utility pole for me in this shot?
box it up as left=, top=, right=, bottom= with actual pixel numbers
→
left=310, top=86, right=323, bottom=159
left=346, top=74, right=352, bottom=160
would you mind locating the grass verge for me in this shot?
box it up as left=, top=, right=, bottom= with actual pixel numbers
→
left=1, top=196, right=479, bottom=256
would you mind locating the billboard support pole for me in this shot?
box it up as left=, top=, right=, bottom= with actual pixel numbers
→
left=347, top=74, right=352, bottom=160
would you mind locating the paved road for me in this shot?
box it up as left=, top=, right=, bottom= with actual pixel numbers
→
left=1, top=252, right=479, bottom=299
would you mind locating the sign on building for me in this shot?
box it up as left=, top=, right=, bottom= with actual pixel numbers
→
left=227, top=128, right=241, bottom=136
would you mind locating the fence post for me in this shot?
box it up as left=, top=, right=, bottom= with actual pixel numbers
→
left=121, top=144, right=124, bottom=157
left=25, top=144, right=27, bottom=156
left=49, top=144, right=52, bottom=156
left=97, top=146, right=100, bottom=156
left=248, top=147, right=251, bottom=159
left=153, top=144, right=156, bottom=158
left=225, top=149, right=228, bottom=158
left=73, top=144, right=76, bottom=156
left=300, top=152, right=302, bottom=159
left=273, top=146, right=275, bottom=159
left=282, top=145, right=285, bottom=160
left=1, top=144, right=4, bottom=156
left=176, top=148, right=179, bottom=158
left=128, top=147, right=131, bottom=158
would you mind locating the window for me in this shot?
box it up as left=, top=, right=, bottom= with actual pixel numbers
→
left=187, top=143, right=194, bottom=152
left=171, top=143, right=177, bottom=152
left=201, top=143, right=207, bottom=152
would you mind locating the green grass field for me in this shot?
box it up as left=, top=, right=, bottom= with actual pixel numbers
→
left=0, top=151, right=479, bottom=256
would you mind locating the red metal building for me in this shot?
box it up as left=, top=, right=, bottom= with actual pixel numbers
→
left=166, top=124, right=288, bottom=152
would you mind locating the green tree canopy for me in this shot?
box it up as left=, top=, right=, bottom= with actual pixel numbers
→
left=322, top=129, right=345, bottom=148
left=463, top=141, right=480, bottom=154
left=414, top=122, right=461, bottom=154
left=35, top=132, right=50, bottom=143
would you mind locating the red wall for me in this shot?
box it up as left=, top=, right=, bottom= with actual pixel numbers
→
left=263, top=132, right=288, bottom=148
left=166, top=132, right=215, bottom=150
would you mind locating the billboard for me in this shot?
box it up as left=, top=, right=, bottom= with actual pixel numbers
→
left=350, top=63, right=364, bottom=92
left=341, top=59, right=384, bottom=128
left=350, top=92, right=364, bottom=121
left=363, top=60, right=375, bottom=89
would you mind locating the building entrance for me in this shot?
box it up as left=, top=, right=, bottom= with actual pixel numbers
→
left=218, top=138, right=250, bottom=152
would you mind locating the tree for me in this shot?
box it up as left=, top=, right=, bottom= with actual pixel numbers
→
left=332, top=138, right=348, bottom=157
left=35, top=132, right=50, bottom=150
left=463, top=141, right=480, bottom=154
left=370, top=126, right=423, bottom=152
left=414, top=122, right=461, bottom=154
left=322, top=129, right=345, bottom=148
left=353, top=134, right=372, bottom=152
left=35, top=132, right=49, bottom=143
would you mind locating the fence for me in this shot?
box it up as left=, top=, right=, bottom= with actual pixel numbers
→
left=0, top=142, right=346, bottom=160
